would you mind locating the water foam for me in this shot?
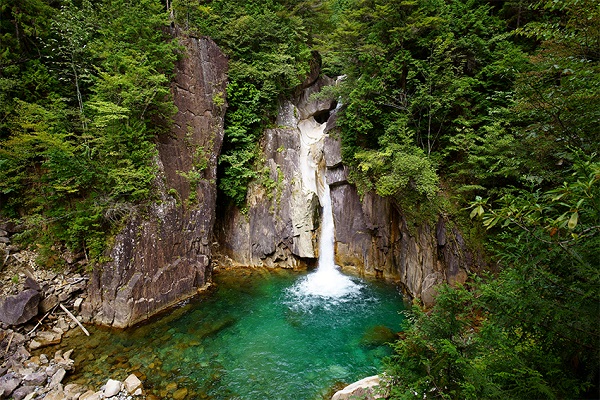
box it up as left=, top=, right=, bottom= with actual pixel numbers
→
left=287, top=116, right=363, bottom=309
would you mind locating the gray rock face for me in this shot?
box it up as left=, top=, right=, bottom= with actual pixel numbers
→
left=326, top=134, right=479, bottom=304
left=215, top=76, right=336, bottom=269
left=0, top=289, right=39, bottom=326
left=83, top=31, right=228, bottom=328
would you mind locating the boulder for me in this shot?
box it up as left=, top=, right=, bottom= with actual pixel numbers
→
left=0, top=372, right=20, bottom=399
left=11, top=386, right=35, bottom=400
left=103, top=379, right=121, bottom=397
left=331, top=375, right=385, bottom=400
left=123, top=374, right=142, bottom=394
left=0, top=289, right=39, bottom=325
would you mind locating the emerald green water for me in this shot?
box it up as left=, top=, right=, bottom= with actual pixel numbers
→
left=59, top=268, right=405, bottom=399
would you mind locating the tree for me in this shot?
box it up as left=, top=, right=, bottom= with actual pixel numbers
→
left=385, top=155, right=599, bottom=399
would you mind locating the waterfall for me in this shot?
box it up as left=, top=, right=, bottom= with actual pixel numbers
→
left=288, top=116, right=362, bottom=303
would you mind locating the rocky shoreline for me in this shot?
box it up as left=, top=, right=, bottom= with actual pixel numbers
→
left=0, top=228, right=150, bottom=400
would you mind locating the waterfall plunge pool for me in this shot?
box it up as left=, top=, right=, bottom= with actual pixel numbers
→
left=56, top=268, right=405, bottom=399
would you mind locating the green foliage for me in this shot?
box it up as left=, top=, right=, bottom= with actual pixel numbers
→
left=354, top=138, right=439, bottom=199
left=325, top=0, right=522, bottom=215
left=0, top=0, right=176, bottom=265
left=172, top=0, right=315, bottom=206
left=386, top=157, right=599, bottom=399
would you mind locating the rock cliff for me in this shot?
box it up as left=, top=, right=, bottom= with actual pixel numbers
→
left=325, top=133, right=478, bottom=305
left=82, top=33, right=228, bottom=328
left=215, top=76, right=336, bottom=269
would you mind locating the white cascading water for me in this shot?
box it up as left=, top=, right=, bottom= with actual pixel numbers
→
left=287, top=115, right=362, bottom=306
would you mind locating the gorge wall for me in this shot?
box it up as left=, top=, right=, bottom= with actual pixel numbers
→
left=214, top=76, right=337, bottom=270
left=216, top=77, right=481, bottom=306
left=82, top=33, right=228, bottom=328
left=83, top=45, right=480, bottom=327
left=325, top=140, right=478, bottom=305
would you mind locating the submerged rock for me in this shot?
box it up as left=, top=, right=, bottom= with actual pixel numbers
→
left=173, top=387, right=188, bottom=400
left=360, top=325, right=397, bottom=348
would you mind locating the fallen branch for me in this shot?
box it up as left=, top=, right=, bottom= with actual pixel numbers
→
left=4, top=332, right=14, bottom=356
left=27, top=304, right=59, bottom=336
left=59, top=303, right=90, bottom=336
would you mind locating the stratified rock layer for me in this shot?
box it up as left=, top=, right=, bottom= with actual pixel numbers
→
left=83, top=33, right=228, bottom=328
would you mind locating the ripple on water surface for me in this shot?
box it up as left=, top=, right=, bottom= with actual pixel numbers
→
left=55, top=268, right=405, bottom=399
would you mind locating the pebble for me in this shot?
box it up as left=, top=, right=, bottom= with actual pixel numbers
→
left=104, top=378, right=122, bottom=397
left=123, top=373, right=142, bottom=394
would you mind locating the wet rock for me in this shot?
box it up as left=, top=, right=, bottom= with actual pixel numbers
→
left=103, top=379, right=121, bottom=397
left=0, top=289, right=40, bottom=325
left=173, top=387, right=188, bottom=400
left=331, top=375, right=385, bottom=400
left=215, top=77, right=337, bottom=269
